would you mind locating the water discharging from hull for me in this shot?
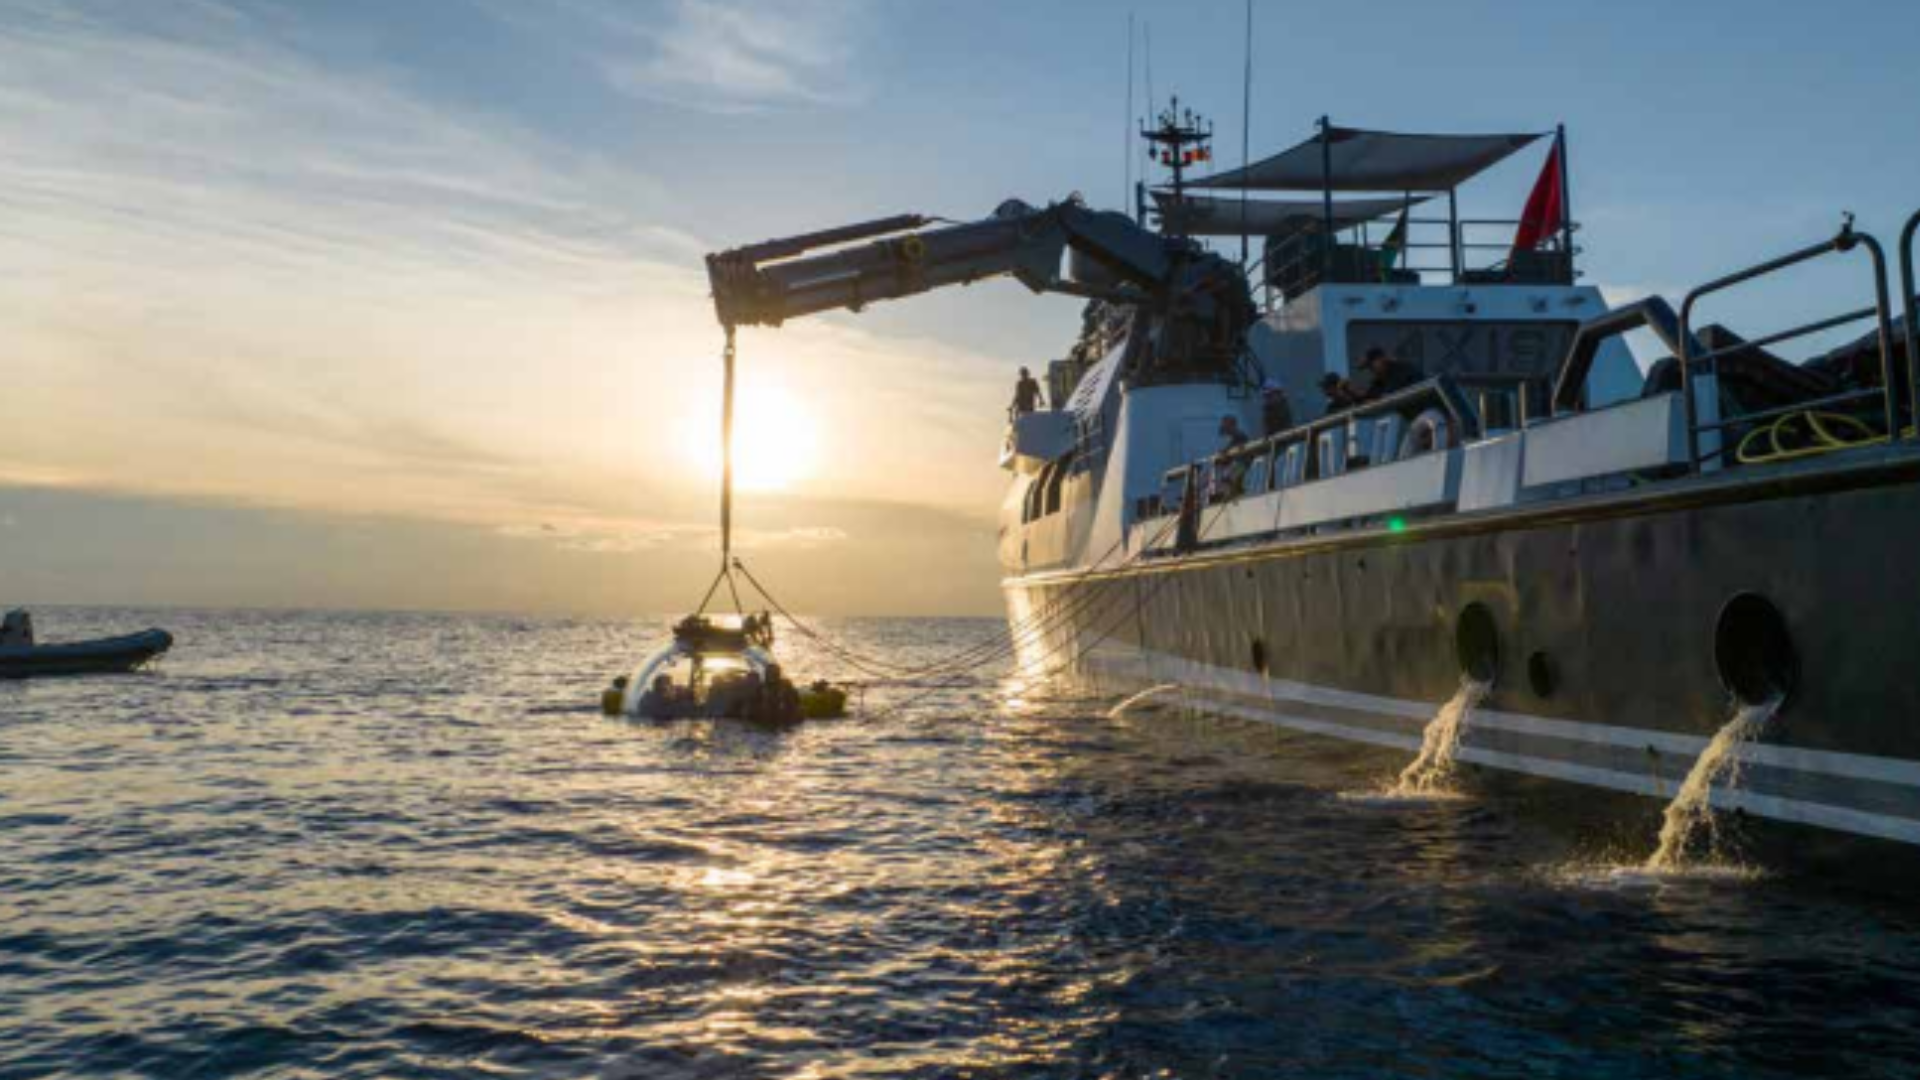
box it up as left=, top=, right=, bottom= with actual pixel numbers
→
left=1392, top=677, right=1492, bottom=797
left=1646, top=697, right=1781, bottom=871
left=1108, top=684, right=1181, bottom=719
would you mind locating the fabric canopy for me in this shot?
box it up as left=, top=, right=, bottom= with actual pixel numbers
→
left=1191, top=125, right=1545, bottom=193
left=1150, top=190, right=1425, bottom=237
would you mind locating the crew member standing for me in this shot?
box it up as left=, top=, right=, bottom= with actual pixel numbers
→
left=1218, top=414, right=1249, bottom=452
left=1214, top=415, right=1252, bottom=499
left=1260, top=380, right=1294, bottom=437
left=1011, top=366, right=1044, bottom=416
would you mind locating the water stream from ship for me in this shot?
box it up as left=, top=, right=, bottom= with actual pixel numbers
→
left=1391, top=676, right=1492, bottom=797
left=1646, top=696, right=1781, bottom=871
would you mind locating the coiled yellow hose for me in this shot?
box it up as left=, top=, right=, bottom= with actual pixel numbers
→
left=1735, top=410, right=1913, bottom=464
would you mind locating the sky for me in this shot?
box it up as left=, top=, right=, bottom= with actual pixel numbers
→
left=1, top=0, right=1916, bottom=617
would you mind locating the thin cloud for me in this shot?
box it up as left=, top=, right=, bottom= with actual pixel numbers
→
left=495, top=518, right=850, bottom=555
left=602, top=0, right=873, bottom=112
left=0, top=0, right=1012, bottom=588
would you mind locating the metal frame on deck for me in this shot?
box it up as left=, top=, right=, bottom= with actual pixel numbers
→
left=1900, top=209, right=1920, bottom=422
left=1676, top=220, right=1902, bottom=470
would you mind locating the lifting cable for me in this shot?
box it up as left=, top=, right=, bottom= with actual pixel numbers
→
left=854, top=501, right=1235, bottom=722
left=734, top=503, right=1192, bottom=687
left=696, top=326, right=746, bottom=617
left=735, top=506, right=1165, bottom=679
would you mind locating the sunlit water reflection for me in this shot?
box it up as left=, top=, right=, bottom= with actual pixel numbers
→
left=3, top=609, right=1919, bottom=1078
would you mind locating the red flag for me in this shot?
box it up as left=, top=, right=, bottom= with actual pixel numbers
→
left=1510, top=134, right=1565, bottom=257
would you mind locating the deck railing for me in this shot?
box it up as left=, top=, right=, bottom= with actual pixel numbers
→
left=1262, top=217, right=1577, bottom=303
left=1676, top=218, right=1902, bottom=471
left=1147, top=376, right=1482, bottom=532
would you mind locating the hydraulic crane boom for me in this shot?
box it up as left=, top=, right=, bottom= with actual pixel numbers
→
left=704, top=196, right=1254, bottom=383
left=706, top=198, right=1176, bottom=329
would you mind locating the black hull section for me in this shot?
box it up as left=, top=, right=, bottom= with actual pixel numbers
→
left=1007, top=454, right=1920, bottom=866
left=0, top=630, right=173, bottom=680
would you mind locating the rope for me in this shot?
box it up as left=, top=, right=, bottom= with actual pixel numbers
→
left=733, top=502, right=1189, bottom=687
left=736, top=515, right=1149, bottom=677
left=708, top=311, right=1232, bottom=713
left=861, top=500, right=1233, bottom=721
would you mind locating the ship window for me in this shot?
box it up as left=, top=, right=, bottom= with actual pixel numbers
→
left=1044, top=456, right=1070, bottom=515
left=1026, top=458, right=1072, bottom=522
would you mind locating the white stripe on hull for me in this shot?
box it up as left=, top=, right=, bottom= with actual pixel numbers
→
left=1086, top=648, right=1920, bottom=848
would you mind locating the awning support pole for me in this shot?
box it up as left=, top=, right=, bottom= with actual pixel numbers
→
left=1238, top=0, right=1253, bottom=271
left=1318, top=116, right=1335, bottom=281
left=1556, top=122, right=1575, bottom=276
left=1448, top=187, right=1461, bottom=281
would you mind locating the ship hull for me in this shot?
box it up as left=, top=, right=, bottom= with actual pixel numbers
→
left=1005, top=448, right=1920, bottom=875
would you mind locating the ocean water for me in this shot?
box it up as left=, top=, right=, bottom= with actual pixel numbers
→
left=4, top=607, right=1920, bottom=1079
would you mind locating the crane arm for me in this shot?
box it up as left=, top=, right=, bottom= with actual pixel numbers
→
left=706, top=197, right=1175, bottom=329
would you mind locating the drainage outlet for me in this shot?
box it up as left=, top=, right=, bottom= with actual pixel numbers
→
left=1527, top=651, right=1557, bottom=699
left=1455, top=603, right=1500, bottom=686
left=1714, top=593, right=1798, bottom=707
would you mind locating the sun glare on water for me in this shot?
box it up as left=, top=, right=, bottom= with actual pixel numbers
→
left=675, top=378, right=822, bottom=493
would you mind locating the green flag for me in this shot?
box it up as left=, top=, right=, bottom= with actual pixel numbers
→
left=1377, top=206, right=1409, bottom=282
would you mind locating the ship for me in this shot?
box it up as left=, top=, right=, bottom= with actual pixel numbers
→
left=704, top=105, right=1920, bottom=879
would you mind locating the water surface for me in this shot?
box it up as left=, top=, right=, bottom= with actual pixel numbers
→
left=3, top=608, right=1918, bottom=1078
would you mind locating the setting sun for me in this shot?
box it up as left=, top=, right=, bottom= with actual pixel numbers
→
left=674, top=376, right=822, bottom=493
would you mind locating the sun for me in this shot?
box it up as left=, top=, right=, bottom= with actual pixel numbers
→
left=674, top=378, right=822, bottom=493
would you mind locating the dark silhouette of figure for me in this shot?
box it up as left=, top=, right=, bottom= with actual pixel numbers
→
left=1356, top=347, right=1421, bottom=402
left=1011, top=367, right=1043, bottom=415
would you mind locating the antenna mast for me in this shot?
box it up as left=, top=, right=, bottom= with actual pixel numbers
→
left=1143, top=96, right=1214, bottom=235
left=1124, top=11, right=1135, bottom=209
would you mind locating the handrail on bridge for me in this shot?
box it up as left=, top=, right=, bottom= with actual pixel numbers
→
left=1677, top=218, right=1902, bottom=471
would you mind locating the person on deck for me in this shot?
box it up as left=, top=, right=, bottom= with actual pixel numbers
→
left=1213, top=415, right=1252, bottom=500
left=1011, top=367, right=1043, bottom=416
left=1355, top=347, right=1422, bottom=403
left=1218, top=415, right=1249, bottom=453
left=0, top=610, right=33, bottom=647
left=1320, top=372, right=1362, bottom=413
left=1260, top=381, right=1294, bottom=437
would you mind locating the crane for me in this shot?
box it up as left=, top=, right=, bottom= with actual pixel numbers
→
left=704, top=196, right=1255, bottom=383
left=695, top=196, right=1255, bottom=599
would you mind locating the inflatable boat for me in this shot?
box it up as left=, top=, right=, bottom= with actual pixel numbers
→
left=0, top=629, right=173, bottom=679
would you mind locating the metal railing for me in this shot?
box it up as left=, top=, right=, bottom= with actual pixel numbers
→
left=1901, top=208, right=1920, bottom=423
left=1150, top=375, right=1482, bottom=524
left=1263, top=217, right=1577, bottom=300
left=1676, top=218, right=1902, bottom=471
